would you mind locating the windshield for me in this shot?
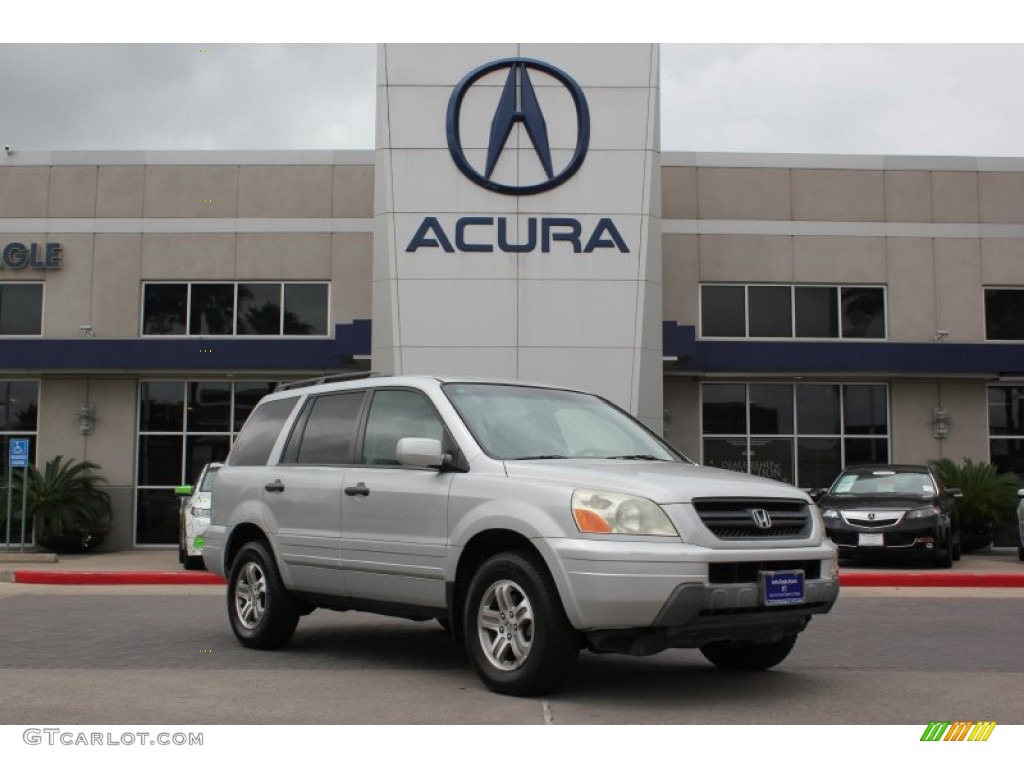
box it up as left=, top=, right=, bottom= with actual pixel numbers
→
left=442, top=383, right=685, bottom=462
left=831, top=470, right=935, bottom=496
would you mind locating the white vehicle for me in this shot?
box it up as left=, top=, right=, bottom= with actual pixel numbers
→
left=176, top=462, right=222, bottom=571
left=204, top=376, right=840, bottom=696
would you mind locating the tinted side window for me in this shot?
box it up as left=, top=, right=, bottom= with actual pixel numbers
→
left=294, top=391, right=365, bottom=465
left=361, top=390, right=444, bottom=466
left=229, top=396, right=299, bottom=466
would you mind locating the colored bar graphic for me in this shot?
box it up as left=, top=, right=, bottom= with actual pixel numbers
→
left=920, top=720, right=996, bottom=742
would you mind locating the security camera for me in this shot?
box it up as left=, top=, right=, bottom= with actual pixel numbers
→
left=3, top=146, right=10, bottom=156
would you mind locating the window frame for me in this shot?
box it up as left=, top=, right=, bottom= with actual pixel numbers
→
left=0, top=282, right=45, bottom=336
left=699, top=381, right=891, bottom=488
left=140, top=281, right=331, bottom=338
left=698, top=283, right=888, bottom=341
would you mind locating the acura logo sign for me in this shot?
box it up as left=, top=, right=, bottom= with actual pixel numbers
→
left=750, top=508, right=773, bottom=529
left=446, top=57, right=591, bottom=195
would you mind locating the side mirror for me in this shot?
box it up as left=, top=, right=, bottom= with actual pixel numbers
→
left=809, top=488, right=827, bottom=503
left=1017, top=488, right=1024, bottom=499
left=174, top=485, right=194, bottom=497
left=948, top=487, right=963, bottom=499
left=396, top=437, right=446, bottom=470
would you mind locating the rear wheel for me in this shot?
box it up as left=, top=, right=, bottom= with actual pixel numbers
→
left=700, top=635, right=798, bottom=671
left=227, top=541, right=300, bottom=649
left=463, top=551, right=579, bottom=696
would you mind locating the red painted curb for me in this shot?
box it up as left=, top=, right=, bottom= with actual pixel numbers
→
left=13, top=570, right=226, bottom=585
left=839, top=572, right=1024, bottom=588
left=9, top=570, right=1023, bottom=587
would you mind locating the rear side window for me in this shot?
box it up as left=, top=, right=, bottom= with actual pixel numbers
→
left=291, top=391, right=365, bottom=465
left=229, top=396, right=299, bottom=466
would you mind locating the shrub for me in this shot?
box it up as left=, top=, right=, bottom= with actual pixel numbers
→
left=8, top=455, right=112, bottom=552
left=928, top=457, right=1018, bottom=537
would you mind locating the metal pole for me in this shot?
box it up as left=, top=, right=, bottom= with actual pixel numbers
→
left=18, top=464, right=27, bottom=553
left=4, top=471, right=11, bottom=551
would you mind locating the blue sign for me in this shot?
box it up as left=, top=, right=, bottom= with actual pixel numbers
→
left=446, top=58, right=590, bottom=196
left=8, top=438, right=29, bottom=468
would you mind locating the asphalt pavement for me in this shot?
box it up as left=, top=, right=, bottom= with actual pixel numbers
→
left=0, top=546, right=1022, bottom=586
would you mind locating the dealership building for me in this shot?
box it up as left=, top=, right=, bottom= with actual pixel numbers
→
left=2, top=43, right=1024, bottom=550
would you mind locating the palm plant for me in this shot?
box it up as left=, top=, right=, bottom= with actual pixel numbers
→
left=8, top=455, right=112, bottom=552
left=928, top=457, right=1019, bottom=544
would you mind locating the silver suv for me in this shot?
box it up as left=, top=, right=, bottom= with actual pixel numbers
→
left=203, top=376, right=839, bottom=696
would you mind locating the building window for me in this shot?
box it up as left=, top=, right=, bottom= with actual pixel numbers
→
left=700, top=284, right=886, bottom=340
left=135, top=380, right=277, bottom=545
left=0, top=283, right=43, bottom=335
left=985, top=289, right=1024, bottom=340
left=1, top=380, right=39, bottom=544
left=988, top=386, right=1024, bottom=475
left=701, top=382, right=889, bottom=489
left=142, top=282, right=329, bottom=337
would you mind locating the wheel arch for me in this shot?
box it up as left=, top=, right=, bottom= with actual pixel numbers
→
left=449, top=528, right=576, bottom=644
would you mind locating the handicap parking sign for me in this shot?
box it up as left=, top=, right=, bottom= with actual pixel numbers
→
left=8, top=438, right=29, bottom=468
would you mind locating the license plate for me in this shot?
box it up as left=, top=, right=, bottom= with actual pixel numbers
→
left=859, top=533, right=884, bottom=547
left=761, top=570, right=805, bottom=606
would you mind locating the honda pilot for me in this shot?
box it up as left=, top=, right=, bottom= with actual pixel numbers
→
left=203, top=376, right=839, bottom=696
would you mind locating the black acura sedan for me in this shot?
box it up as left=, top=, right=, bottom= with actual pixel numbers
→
left=813, top=464, right=961, bottom=568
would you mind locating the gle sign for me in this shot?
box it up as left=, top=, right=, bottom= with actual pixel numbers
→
left=1, top=242, right=63, bottom=270
left=406, top=58, right=629, bottom=254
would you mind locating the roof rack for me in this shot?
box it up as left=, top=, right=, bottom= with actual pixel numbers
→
left=274, top=371, right=378, bottom=392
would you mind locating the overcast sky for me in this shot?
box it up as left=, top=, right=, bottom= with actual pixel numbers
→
left=3, top=41, right=1024, bottom=157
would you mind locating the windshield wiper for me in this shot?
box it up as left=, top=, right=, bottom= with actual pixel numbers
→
left=606, top=454, right=665, bottom=461
left=511, top=455, right=567, bottom=460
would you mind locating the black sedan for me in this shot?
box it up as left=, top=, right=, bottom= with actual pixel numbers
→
left=813, top=464, right=961, bottom=568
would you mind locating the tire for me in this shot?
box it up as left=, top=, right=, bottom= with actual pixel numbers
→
left=952, top=529, right=962, bottom=562
left=932, top=532, right=954, bottom=569
left=227, top=541, right=300, bottom=649
left=1018, top=545, right=1024, bottom=562
left=183, top=554, right=205, bottom=571
left=463, top=551, right=579, bottom=697
left=700, top=634, right=798, bottom=671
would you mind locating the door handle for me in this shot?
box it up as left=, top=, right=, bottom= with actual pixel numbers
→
left=344, top=483, right=370, bottom=497
left=264, top=480, right=285, bottom=493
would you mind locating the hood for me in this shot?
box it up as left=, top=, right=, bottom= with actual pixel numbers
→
left=820, top=493, right=935, bottom=511
left=502, top=459, right=808, bottom=505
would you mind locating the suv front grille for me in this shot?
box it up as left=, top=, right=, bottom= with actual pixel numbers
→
left=693, top=499, right=812, bottom=540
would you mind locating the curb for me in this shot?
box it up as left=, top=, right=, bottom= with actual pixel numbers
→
left=11, top=571, right=226, bottom=585
left=838, top=572, right=1024, bottom=588
left=4, top=570, right=1023, bottom=587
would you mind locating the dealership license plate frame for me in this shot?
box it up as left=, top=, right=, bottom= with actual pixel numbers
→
left=858, top=533, right=884, bottom=547
left=760, top=570, right=805, bottom=607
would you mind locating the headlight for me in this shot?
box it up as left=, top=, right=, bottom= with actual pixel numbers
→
left=906, top=505, right=941, bottom=519
left=571, top=489, right=678, bottom=536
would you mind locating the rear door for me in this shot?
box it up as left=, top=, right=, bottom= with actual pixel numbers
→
left=267, top=389, right=367, bottom=595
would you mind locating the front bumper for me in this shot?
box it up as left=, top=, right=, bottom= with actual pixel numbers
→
left=543, top=537, right=839, bottom=644
left=825, top=517, right=942, bottom=558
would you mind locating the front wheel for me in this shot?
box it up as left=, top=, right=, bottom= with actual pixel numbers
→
left=700, top=634, right=798, bottom=671
left=463, top=552, right=579, bottom=696
left=227, top=541, right=300, bottom=649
